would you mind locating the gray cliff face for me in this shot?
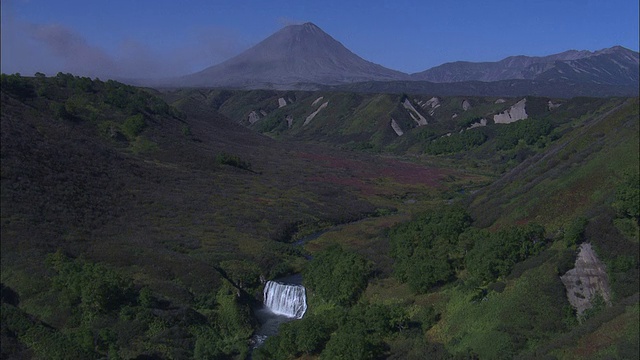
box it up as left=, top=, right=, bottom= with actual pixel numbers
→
left=178, top=22, right=409, bottom=88
left=412, top=46, right=639, bottom=86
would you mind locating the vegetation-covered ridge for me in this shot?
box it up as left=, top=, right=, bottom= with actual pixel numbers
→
left=163, top=89, right=633, bottom=175
left=1, top=73, right=638, bottom=359
left=0, top=73, right=479, bottom=358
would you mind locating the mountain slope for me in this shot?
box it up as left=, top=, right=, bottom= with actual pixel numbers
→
left=163, top=24, right=638, bottom=97
left=177, top=22, right=409, bottom=88
left=331, top=78, right=639, bottom=98
left=412, top=46, right=639, bottom=86
left=469, top=97, right=639, bottom=229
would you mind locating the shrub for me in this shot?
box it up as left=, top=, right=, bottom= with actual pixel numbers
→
left=389, top=208, right=472, bottom=293
left=564, top=216, right=588, bottom=247
left=465, top=223, right=546, bottom=283
left=45, top=250, right=135, bottom=316
left=303, top=245, right=371, bottom=306
left=255, top=313, right=334, bottom=359
left=613, top=171, right=640, bottom=222
left=424, top=129, right=487, bottom=155
left=122, top=114, right=146, bottom=138
left=215, top=152, right=252, bottom=171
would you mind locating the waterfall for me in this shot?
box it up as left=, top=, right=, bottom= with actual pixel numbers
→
left=263, top=281, right=307, bottom=319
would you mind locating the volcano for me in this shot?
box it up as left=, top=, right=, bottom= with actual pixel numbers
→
left=177, top=22, right=409, bottom=88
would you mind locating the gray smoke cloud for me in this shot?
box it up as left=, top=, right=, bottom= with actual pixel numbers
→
left=1, top=9, right=245, bottom=80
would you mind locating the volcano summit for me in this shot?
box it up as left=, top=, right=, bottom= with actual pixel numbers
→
left=177, top=22, right=409, bottom=89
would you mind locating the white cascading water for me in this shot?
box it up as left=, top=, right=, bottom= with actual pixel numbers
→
left=263, top=281, right=307, bottom=319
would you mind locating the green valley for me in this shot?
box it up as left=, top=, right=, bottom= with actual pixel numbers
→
left=1, top=73, right=638, bottom=359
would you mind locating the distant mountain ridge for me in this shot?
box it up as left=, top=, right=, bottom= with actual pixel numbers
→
left=166, top=22, right=638, bottom=97
left=411, top=46, right=639, bottom=86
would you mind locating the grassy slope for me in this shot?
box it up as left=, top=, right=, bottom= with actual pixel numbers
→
left=299, top=97, right=639, bottom=359
left=1, top=75, right=487, bottom=358
left=164, top=89, right=550, bottom=152
left=2, top=75, right=637, bottom=358
left=469, top=97, right=638, bottom=230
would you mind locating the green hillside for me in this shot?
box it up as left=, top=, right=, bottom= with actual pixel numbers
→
left=1, top=73, right=638, bottom=359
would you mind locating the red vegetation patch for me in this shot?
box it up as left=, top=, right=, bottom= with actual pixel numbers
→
left=307, top=175, right=379, bottom=195
left=297, top=151, right=451, bottom=195
left=380, top=159, right=449, bottom=187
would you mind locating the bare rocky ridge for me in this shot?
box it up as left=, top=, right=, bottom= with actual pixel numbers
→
left=412, top=46, right=639, bottom=87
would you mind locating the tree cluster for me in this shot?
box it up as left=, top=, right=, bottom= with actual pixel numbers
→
left=303, top=245, right=371, bottom=306
left=389, top=208, right=547, bottom=291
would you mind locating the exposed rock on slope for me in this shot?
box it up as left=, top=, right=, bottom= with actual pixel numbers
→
left=561, top=243, right=612, bottom=316
left=467, top=118, right=487, bottom=129
left=402, top=99, right=428, bottom=126
left=248, top=110, right=261, bottom=124
left=390, top=118, right=404, bottom=136
left=493, top=98, right=528, bottom=124
left=304, top=101, right=329, bottom=125
left=311, top=96, right=324, bottom=107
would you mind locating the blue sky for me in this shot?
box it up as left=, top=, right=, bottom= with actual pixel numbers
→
left=2, top=0, right=638, bottom=79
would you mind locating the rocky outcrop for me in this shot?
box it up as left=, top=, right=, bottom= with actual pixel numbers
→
left=560, top=243, right=612, bottom=316
left=425, top=97, right=441, bottom=115
left=403, top=99, right=428, bottom=126
left=467, top=118, right=487, bottom=129
left=493, top=98, right=528, bottom=124
left=548, top=100, right=562, bottom=110
left=390, top=118, right=404, bottom=136
left=462, top=99, right=472, bottom=111
left=286, top=115, right=294, bottom=128
left=278, top=98, right=287, bottom=108
left=304, top=101, right=329, bottom=126
left=248, top=111, right=261, bottom=124
left=311, top=96, right=324, bottom=107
